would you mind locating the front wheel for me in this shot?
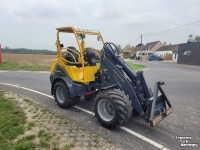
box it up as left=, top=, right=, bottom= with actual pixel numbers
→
left=94, top=88, right=133, bottom=128
left=53, top=81, right=80, bottom=108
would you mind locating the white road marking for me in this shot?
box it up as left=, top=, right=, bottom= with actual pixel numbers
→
left=16, top=71, right=49, bottom=73
left=0, top=70, right=49, bottom=73
left=162, top=148, right=170, bottom=150
left=120, top=127, right=169, bottom=150
left=75, top=106, right=95, bottom=116
left=0, top=82, right=170, bottom=150
left=0, top=71, right=7, bottom=73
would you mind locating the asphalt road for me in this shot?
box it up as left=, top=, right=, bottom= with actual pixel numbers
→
left=0, top=61, right=200, bottom=150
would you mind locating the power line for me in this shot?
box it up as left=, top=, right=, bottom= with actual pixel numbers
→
left=121, top=36, right=140, bottom=45
left=121, top=19, right=200, bottom=46
left=143, top=22, right=200, bottom=38
left=144, top=20, right=200, bottom=37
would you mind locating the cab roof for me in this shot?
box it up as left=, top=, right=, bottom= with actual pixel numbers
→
left=56, top=26, right=101, bottom=35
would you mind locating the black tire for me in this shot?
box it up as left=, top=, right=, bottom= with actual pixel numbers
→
left=94, top=88, right=133, bottom=128
left=53, top=81, right=80, bottom=108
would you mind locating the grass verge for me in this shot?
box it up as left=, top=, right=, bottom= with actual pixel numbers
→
left=0, top=90, right=120, bottom=150
left=0, top=90, right=26, bottom=150
left=0, top=60, right=145, bottom=72
left=0, top=61, right=49, bottom=71
left=127, top=62, right=146, bottom=70
left=97, top=62, right=146, bottom=71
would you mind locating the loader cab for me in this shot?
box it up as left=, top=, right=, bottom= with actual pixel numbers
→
left=51, top=26, right=104, bottom=84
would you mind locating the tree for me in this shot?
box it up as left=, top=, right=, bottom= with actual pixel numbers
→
left=195, top=36, right=200, bottom=42
left=113, top=43, right=122, bottom=54
left=188, top=34, right=193, bottom=39
left=116, top=45, right=122, bottom=52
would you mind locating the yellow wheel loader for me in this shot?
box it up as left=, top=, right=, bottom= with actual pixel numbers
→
left=50, top=26, right=173, bottom=128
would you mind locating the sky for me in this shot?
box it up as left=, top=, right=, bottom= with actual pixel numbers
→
left=0, top=0, right=200, bottom=51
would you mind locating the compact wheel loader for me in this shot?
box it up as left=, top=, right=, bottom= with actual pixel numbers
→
left=50, top=26, right=173, bottom=128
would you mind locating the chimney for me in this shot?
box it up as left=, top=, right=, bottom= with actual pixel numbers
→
left=163, top=42, right=166, bottom=46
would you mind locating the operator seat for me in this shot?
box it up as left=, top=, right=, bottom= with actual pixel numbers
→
left=65, top=46, right=82, bottom=67
left=65, top=46, right=79, bottom=62
left=84, top=49, right=96, bottom=66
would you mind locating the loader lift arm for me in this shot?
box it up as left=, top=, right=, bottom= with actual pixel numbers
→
left=99, top=42, right=173, bottom=126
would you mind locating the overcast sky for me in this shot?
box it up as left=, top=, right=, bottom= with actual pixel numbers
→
left=0, top=0, right=200, bottom=50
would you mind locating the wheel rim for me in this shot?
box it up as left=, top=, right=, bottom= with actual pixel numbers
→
left=56, top=86, right=66, bottom=103
left=97, top=99, right=114, bottom=122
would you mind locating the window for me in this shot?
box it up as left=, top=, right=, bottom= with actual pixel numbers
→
left=182, top=50, right=191, bottom=55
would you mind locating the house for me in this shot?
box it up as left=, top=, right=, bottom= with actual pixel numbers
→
left=142, top=41, right=163, bottom=53
left=122, top=44, right=134, bottom=58
left=133, top=43, right=144, bottom=53
left=156, top=44, right=179, bottom=61
left=177, top=41, right=200, bottom=65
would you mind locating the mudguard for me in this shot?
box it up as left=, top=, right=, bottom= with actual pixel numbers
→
left=50, top=75, right=87, bottom=97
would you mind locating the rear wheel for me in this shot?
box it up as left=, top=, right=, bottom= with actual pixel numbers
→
left=94, top=88, right=133, bottom=128
left=53, top=81, right=80, bottom=108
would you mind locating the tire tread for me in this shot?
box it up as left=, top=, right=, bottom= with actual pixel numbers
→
left=94, top=88, right=133, bottom=128
left=53, top=81, right=80, bottom=108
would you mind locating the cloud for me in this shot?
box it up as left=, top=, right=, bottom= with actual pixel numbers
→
left=0, top=0, right=200, bottom=50
left=1, top=0, right=82, bottom=22
left=91, top=9, right=104, bottom=19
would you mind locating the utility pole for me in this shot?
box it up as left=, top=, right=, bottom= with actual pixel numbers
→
left=140, top=34, right=143, bottom=60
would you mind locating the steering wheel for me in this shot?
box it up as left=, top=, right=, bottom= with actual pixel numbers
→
left=83, top=48, right=101, bottom=60
left=103, top=42, right=120, bottom=55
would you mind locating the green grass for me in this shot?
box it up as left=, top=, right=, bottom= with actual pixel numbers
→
left=0, top=91, right=39, bottom=150
left=40, top=138, right=50, bottom=148
left=38, top=130, right=45, bottom=137
left=93, top=135, right=99, bottom=144
left=24, top=134, right=36, bottom=140
left=14, top=141, right=35, bottom=150
left=0, top=61, right=48, bottom=71
left=62, top=142, right=75, bottom=150
left=127, top=62, right=146, bottom=70
left=15, top=135, right=36, bottom=144
left=0, top=90, right=26, bottom=150
left=23, top=98, right=32, bottom=103
left=0, top=90, right=113, bottom=150
left=43, top=133, right=52, bottom=141
left=1, top=60, right=145, bottom=72
left=27, top=122, right=35, bottom=130
left=97, top=62, right=145, bottom=70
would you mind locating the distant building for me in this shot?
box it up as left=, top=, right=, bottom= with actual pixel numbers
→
left=177, top=41, right=200, bottom=65
left=156, top=44, right=179, bottom=61
left=142, top=41, right=163, bottom=53
left=122, top=45, right=134, bottom=58
left=122, top=41, right=164, bottom=58
left=5, top=46, right=9, bottom=49
left=133, top=43, right=144, bottom=54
